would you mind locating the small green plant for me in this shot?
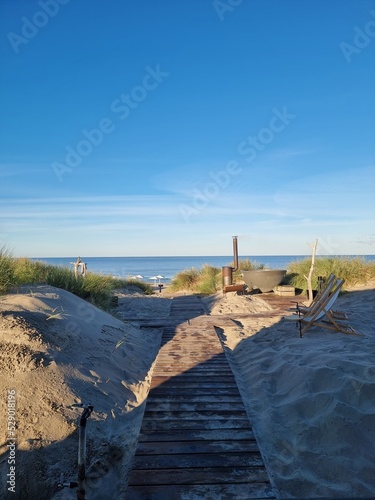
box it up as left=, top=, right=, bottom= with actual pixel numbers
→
left=115, top=322, right=141, bottom=350
left=46, top=307, right=70, bottom=321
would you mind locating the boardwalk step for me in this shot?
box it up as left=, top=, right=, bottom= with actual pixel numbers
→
left=126, top=482, right=275, bottom=499
left=145, top=394, right=244, bottom=403
left=137, top=428, right=255, bottom=442
left=144, top=401, right=247, bottom=411
left=141, top=419, right=251, bottom=431
left=129, top=466, right=269, bottom=484
left=131, top=452, right=265, bottom=469
left=136, top=439, right=260, bottom=454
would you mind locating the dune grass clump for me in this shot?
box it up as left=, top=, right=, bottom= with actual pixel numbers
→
left=232, top=258, right=265, bottom=281
left=196, top=264, right=222, bottom=295
left=169, top=267, right=202, bottom=292
left=0, top=246, right=15, bottom=294
left=169, top=264, right=222, bottom=294
left=287, top=256, right=375, bottom=291
left=0, top=249, right=153, bottom=310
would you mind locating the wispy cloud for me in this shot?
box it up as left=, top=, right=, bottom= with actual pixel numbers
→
left=0, top=163, right=48, bottom=178
left=0, top=195, right=181, bottom=220
left=351, top=234, right=375, bottom=247
left=275, top=165, right=375, bottom=216
left=263, top=147, right=314, bottom=161
left=2, top=166, right=374, bottom=257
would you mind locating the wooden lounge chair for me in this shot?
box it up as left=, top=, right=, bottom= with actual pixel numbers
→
left=284, top=278, right=361, bottom=337
left=289, top=273, right=336, bottom=316
left=289, top=274, right=349, bottom=321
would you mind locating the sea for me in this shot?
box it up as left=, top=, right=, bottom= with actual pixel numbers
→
left=32, top=255, right=375, bottom=285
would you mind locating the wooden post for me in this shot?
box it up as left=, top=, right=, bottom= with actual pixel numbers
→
left=73, top=257, right=87, bottom=279
left=304, top=239, right=318, bottom=305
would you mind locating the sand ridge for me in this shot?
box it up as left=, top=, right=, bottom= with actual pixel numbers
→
left=0, top=285, right=163, bottom=499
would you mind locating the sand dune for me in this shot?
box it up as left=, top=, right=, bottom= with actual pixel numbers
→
left=214, top=286, right=375, bottom=498
left=0, top=285, right=164, bottom=499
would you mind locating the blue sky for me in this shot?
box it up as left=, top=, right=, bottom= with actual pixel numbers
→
left=0, top=0, right=374, bottom=257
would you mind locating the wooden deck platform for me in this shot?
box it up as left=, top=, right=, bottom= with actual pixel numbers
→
left=126, top=295, right=276, bottom=499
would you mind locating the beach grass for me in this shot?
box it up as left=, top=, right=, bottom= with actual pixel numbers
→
left=0, top=246, right=14, bottom=295
left=0, top=249, right=153, bottom=310
left=2, top=249, right=374, bottom=301
left=284, top=256, right=375, bottom=291
left=168, top=266, right=212, bottom=293
left=169, top=256, right=375, bottom=294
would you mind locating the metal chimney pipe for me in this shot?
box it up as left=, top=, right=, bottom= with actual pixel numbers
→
left=232, top=235, right=238, bottom=272
left=222, top=236, right=239, bottom=287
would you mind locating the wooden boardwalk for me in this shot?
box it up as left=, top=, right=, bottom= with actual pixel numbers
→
left=126, top=295, right=276, bottom=499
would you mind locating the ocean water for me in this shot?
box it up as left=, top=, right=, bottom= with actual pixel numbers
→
left=32, top=255, right=375, bottom=284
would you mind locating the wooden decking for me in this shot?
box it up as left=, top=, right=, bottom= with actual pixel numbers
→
left=126, top=295, right=276, bottom=499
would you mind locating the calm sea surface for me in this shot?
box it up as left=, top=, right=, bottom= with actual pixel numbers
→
left=32, top=255, right=375, bottom=284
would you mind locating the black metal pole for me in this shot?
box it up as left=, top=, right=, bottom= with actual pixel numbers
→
left=77, top=405, right=93, bottom=500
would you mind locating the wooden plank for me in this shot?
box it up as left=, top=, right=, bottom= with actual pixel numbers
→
left=149, top=369, right=234, bottom=376
left=138, top=428, right=255, bottom=442
left=141, top=419, right=251, bottom=430
left=154, top=355, right=224, bottom=361
left=142, top=410, right=248, bottom=420
left=131, top=452, right=265, bottom=469
left=151, top=374, right=237, bottom=381
left=149, top=388, right=242, bottom=396
left=151, top=374, right=236, bottom=382
left=145, top=394, right=244, bottom=403
left=151, top=366, right=225, bottom=373
left=150, top=376, right=238, bottom=385
left=128, top=466, right=269, bottom=485
left=126, top=482, right=275, bottom=499
left=150, top=381, right=239, bottom=390
left=136, top=439, right=260, bottom=454
left=144, top=401, right=247, bottom=412
left=154, top=358, right=227, bottom=364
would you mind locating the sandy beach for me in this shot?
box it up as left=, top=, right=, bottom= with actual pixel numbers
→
left=1, top=283, right=374, bottom=498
